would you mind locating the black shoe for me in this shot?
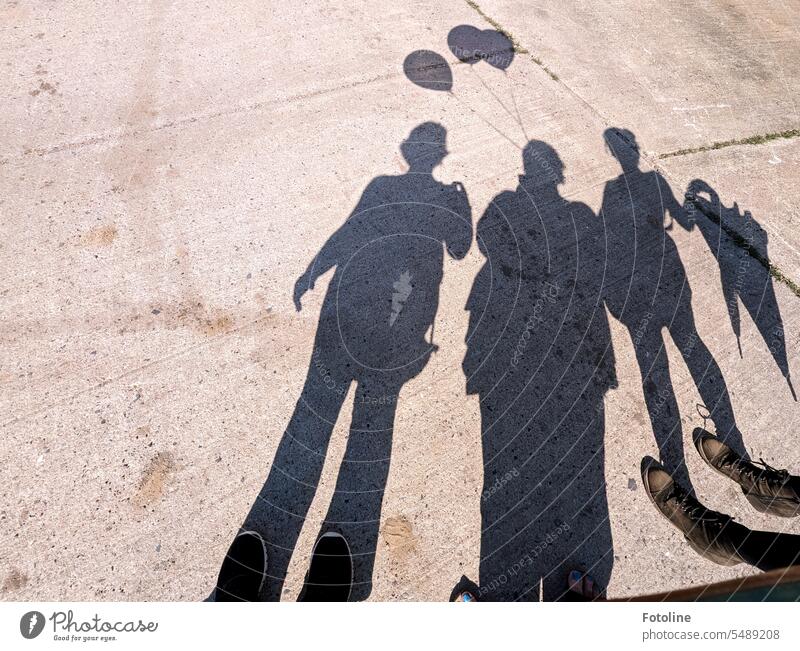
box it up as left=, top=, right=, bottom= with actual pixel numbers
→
left=641, top=457, right=746, bottom=566
left=693, top=427, right=800, bottom=518
left=299, top=532, right=353, bottom=602
left=215, top=531, right=268, bottom=602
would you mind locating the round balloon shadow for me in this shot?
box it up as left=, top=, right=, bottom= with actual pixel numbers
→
left=447, top=25, right=514, bottom=70
left=403, top=50, right=453, bottom=92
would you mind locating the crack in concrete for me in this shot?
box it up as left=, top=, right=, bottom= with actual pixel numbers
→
left=5, top=5, right=555, bottom=164
left=464, top=0, right=559, bottom=81
left=687, top=197, right=800, bottom=299
left=2, top=69, right=405, bottom=164
left=611, top=118, right=800, bottom=300
left=464, top=0, right=528, bottom=53
left=456, top=4, right=800, bottom=301
left=659, top=128, right=800, bottom=159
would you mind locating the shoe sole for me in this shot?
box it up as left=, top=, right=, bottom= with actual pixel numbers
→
left=744, top=493, right=800, bottom=518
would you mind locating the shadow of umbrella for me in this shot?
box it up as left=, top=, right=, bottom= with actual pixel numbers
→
left=684, top=179, right=796, bottom=401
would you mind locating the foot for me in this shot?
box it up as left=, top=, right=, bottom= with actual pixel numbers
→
left=299, top=532, right=353, bottom=602
left=453, top=590, right=478, bottom=602
left=694, top=428, right=800, bottom=517
left=215, top=530, right=268, bottom=602
left=567, top=570, right=605, bottom=601
left=641, top=457, right=747, bottom=566
left=449, top=575, right=480, bottom=602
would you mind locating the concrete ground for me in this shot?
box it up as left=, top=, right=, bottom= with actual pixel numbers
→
left=1, top=0, right=799, bottom=600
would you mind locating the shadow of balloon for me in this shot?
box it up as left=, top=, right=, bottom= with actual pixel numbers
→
left=447, top=24, right=514, bottom=70
left=403, top=49, right=453, bottom=92
left=402, top=26, right=515, bottom=94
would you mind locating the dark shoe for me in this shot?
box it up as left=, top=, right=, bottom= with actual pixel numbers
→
left=641, top=457, right=746, bottom=566
left=215, top=531, right=267, bottom=602
left=694, top=427, right=800, bottom=517
left=299, top=532, right=353, bottom=602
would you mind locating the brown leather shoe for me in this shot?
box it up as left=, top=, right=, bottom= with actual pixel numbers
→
left=694, top=428, right=800, bottom=518
left=641, top=457, right=747, bottom=566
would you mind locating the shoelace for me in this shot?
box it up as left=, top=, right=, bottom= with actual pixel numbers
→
left=665, top=485, right=729, bottom=525
left=728, top=455, right=790, bottom=486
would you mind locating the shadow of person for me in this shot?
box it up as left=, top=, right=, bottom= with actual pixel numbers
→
left=226, top=122, right=472, bottom=601
left=600, top=128, right=745, bottom=487
left=682, top=179, right=796, bottom=401
left=463, top=141, right=616, bottom=601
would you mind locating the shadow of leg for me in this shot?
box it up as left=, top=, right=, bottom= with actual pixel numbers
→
left=238, top=344, right=350, bottom=600
left=478, top=479, right=530, bottom=602
left=543, top=412, right=613, bottom=601
left=669, top=295, right=746, bottom=458
left=633, top=327, right=691, bottom=488
left=316, top=379, right=397, bottom=601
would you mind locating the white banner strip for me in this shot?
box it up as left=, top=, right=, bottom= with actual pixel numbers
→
left=1, top=602, right=797, bottom=650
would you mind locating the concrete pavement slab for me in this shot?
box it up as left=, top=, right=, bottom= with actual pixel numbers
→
left=1, top=1, right=799, bottom=601
left=475, top=0, right=800, bottom=155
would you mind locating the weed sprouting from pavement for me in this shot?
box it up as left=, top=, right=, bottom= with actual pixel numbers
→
left=687, top=197, right=800, bottom=299
left=464, top=0, right=560, bottom=81
left=660, top=128, right=800, bottom=159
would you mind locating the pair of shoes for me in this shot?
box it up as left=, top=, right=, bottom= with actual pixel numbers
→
left=215, top=531, right=353, bottom=602
left=693, top=428, right=800, bottom=518
left=642, top=430, right=800, bottom=567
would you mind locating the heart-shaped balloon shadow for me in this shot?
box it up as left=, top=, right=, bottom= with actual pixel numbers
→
left=403, top=50, right=453, bottom=92
left=447, top=25, right=514, bottom=70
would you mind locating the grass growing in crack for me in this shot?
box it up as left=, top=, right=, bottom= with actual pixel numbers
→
left=688, top=198, right=800, bottom=298
left=660, top=128, right=800, bottom=159
left=464, top=0, right=559, bottom=80
left=465, top=0, right=528, bottom=54
left=530, top=55, right=559, bottom=81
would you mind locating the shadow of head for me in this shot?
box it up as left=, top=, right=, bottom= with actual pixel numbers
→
left=522, top=139, right=565, bottom=186
left=603, top=127, right=640, bottom=171
left=401, top=121, right=448, bottom=172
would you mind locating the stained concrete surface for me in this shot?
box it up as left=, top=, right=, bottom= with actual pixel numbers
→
left=0, top=1, right=798, bottom=600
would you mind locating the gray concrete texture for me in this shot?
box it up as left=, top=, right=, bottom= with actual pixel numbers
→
left=1, top=0, right=798, bottom=600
